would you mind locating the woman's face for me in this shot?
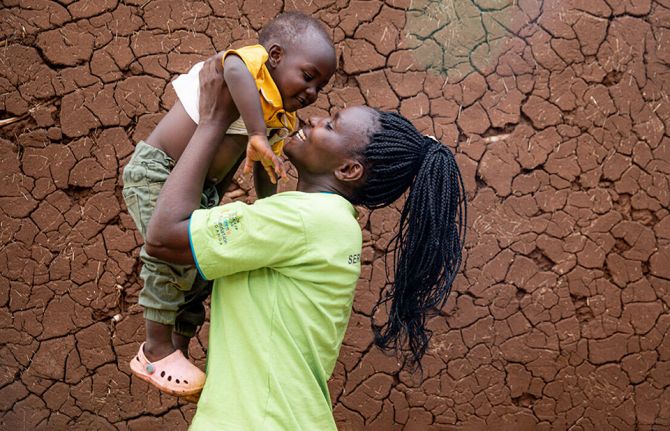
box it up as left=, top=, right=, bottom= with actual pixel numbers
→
left=283, top=106, right=378, bottom=176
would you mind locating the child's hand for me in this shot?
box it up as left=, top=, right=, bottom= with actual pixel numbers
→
left=243, top=134, right=286, bottom=184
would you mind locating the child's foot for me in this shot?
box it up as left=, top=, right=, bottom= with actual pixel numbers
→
left=143, top=320, right=177, bottom=362
left=129, top=342, right=205, bottom=397
left=143, top=340, right=177, bottom=362
left=129, top=320, right=205, bottom=396
left=172, top=332, right=191, bottom=358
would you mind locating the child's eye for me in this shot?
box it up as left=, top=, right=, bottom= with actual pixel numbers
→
left=303, top=72, right=313, bottom=82
left=326, top=121, right=333, bottom=130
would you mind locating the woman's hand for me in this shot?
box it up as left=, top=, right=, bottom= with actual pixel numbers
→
left=198, top=52, right=237, bottom=128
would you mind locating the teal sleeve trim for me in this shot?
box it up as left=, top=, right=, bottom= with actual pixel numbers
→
left=189, top=215, right=208, bottom=281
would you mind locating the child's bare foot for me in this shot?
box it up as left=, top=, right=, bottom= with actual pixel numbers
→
left=172, top=332, right=190, bottom=358
left=144, top=320, right=176, bottom=362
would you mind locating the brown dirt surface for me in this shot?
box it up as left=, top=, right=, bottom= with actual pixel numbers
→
left=1, top=0, right=669, bottom=429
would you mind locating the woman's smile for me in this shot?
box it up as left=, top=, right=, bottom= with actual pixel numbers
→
left=288, top=128, right=308, bottom=144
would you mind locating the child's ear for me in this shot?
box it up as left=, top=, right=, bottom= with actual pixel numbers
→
left=267, top=44, right=284, bottom=68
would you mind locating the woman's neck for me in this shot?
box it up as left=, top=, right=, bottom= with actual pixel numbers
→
left=296, top=176, right=342, bottom=196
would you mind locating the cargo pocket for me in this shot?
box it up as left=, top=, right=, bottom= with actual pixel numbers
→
left=122, top=189, right=147, bottom=236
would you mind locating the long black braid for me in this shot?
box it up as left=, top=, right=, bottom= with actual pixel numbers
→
left=351, top=111, right=467, bottom=368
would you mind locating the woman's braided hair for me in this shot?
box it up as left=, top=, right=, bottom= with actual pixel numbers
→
left=351, top=110, right=467, bottom=369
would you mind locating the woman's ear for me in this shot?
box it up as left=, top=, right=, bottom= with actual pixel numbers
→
left=334, top=159, right=364, bottom=183
left=267, top=44, right=283, bottom=68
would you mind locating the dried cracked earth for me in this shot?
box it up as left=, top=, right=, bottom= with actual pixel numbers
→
left=1, top=0, right=669, bottom=429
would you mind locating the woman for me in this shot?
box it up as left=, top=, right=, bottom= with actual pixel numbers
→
left=143, top=55, right=466, bottom=429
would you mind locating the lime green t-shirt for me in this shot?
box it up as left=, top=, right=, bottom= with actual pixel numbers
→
left=188, top=191, right=362, bottom=430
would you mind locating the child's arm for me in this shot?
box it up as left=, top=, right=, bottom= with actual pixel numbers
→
left=223, top=55, right=285, bottom=184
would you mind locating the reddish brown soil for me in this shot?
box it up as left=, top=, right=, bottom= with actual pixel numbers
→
left=1, top=0, right=669, bottom=429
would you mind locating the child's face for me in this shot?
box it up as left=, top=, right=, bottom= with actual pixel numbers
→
left=269, top=38, right=336, bottom=112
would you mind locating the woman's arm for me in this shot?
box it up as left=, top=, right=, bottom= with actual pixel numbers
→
left=145, top=55, right=236, bottom=264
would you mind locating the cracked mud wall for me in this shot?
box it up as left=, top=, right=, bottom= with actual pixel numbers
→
left=1, top=0, right=669, bottom=429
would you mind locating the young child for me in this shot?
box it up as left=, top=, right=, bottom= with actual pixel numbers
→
left=123, top=11, right=336, bottom=398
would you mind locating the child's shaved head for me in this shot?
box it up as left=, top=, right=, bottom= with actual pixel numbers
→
left=260, top=11, right=336, bottom=112
left=260, top=11, right=332, bottom=50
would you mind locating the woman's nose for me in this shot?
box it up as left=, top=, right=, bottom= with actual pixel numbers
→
left=308, top=116, right=324, bottom=127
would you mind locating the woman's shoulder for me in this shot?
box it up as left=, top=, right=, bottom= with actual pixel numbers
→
left=264, top=192, right=355, bottom=214
left=254, top=193, right=362, bottom=266
left=256, top=192, right=357, bottom=228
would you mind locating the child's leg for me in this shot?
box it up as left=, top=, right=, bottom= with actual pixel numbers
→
left=123, top=141, right=197, bottom=360
left=172, top=274, right=211, bottom=356
left=137, top=249, right=197, bottom=360
left=124, top=141, right=211, bottom=396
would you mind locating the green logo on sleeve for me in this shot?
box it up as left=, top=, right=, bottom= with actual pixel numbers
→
left=214, top=211, right=242, bottom=245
